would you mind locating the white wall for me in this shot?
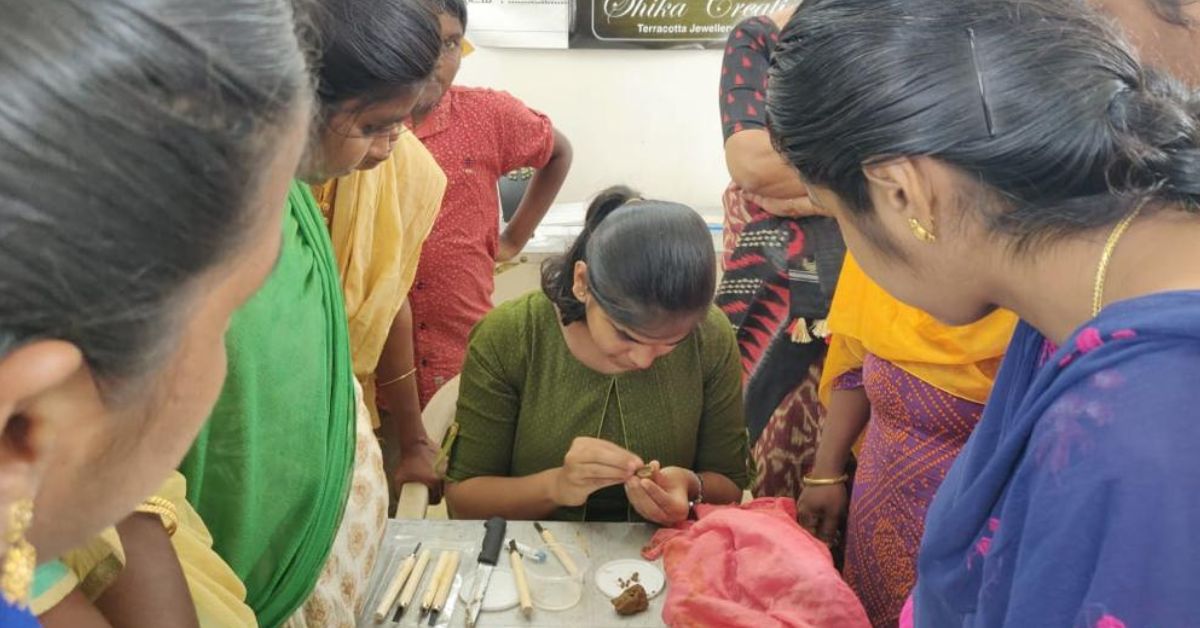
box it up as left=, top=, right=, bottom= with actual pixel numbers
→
left=457, top=47, right=729, bottom=213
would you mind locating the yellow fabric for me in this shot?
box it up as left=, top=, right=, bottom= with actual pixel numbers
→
left=62, top=528, right=125, bottom=603
left=313, top=133, right=447, bottom=428
left=30, top=473, right=254, bottom=627
left=819, top=254, right=1018, bottom=407
left=159, top=473, right=258, bottom=628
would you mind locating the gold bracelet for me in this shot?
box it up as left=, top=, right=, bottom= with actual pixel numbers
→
left=135, top=497, right=179, bottom=536
left=802, top=474, right=849, bottom=487
left=377, top=367, right=418, bottom=389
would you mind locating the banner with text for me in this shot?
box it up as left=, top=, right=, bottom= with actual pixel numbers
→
left=570, top=0, right=793, bottom=48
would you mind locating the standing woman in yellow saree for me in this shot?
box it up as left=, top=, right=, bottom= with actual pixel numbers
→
left=312, top=127, right=448, bottom=500
left=177, top=1, right=443, bottom=626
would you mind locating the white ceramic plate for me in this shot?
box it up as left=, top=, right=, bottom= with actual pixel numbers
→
left=594, top=559, right=665, bottom=599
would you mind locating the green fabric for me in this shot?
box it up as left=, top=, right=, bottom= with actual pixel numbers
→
left=179, top=181, right=356, bottom=627
left=447, top=292, right=750, bottom=521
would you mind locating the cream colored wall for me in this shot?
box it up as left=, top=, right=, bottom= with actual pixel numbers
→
left=457, top=46, right=729, bottom=212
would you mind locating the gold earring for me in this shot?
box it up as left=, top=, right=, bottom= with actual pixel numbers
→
left=1, top=499, right=34, bottom=607
left=908, top=217, right=937, bottom=243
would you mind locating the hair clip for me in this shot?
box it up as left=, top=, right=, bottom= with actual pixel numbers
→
left=966, top=27, right=996, bottom=139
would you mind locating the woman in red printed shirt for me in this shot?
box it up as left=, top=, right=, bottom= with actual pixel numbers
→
left=404, top=0, right=574, bottom=414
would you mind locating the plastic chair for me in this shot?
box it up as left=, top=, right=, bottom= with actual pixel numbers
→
left=394, top=375, right=461, bottom=519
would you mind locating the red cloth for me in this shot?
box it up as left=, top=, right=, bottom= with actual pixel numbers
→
left=642, top=498, right=869, bottom=628
left=409, top=86, right=555, bottom=405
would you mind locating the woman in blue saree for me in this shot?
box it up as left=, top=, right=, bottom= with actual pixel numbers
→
left=767, top=0, right=1200, bottom=625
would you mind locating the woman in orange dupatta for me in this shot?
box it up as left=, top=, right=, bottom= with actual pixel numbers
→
left=313, top=129, right=448, bottom=496
left=797, top=254, right=1016, bottom=627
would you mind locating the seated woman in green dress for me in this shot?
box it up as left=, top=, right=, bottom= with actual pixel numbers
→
left=445, top=186, right=750, bottom=525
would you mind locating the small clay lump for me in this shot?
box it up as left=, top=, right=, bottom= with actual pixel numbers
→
left=611, top=583, right=649, bottom=616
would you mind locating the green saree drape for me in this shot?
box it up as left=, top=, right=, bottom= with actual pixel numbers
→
left=180, top=181, right=356, bottom=627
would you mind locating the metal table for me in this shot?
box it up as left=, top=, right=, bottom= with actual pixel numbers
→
left=358, top=519, right=668, bottom=628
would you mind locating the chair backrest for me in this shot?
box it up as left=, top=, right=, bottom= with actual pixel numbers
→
left=422, top=374, right=461, bottom=446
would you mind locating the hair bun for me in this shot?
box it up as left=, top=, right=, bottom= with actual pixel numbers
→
left=1109, top=71, right=1200, bottom=202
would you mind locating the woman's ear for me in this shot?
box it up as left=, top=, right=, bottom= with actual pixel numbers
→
left=572, top=261, right=590, bottom=301
left=0, top=340, right=84, bottom=530
left=863, top=156, right=938, bottom=240
left=863, top=157, right=931, bottom=219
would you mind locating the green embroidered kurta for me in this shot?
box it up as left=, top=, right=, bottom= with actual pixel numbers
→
left=447, top=292, right=750, bottom=521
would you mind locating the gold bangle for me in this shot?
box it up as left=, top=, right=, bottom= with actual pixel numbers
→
left=802, top=474, right=849, bottom=487
left=377, top=367, right=418, bottom=389
left=135, top=497, right=179, bottom=536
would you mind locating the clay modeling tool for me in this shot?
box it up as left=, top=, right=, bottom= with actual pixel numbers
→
left=533, top=521, right=579, bottom=576
left=508, top=540, right=533, bottom=619
left=393, top=547, right=433, bottom=621
left=373, top=542, right=420, bottom=622
left=428, top=550, right=461, bottom=626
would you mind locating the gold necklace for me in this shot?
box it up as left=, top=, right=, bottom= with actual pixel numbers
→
left=1092, top=199, right=1149, bottom=317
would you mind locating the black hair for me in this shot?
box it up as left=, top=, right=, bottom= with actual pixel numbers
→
left=426, top=0, right=468, bottom=28
left=0, top=0, right=308, bottom=384
left=768, top=0, right=1200, bottom=252
left=315, top=0, right=442, bottom=108
left=542, top=186, right=717, bottom=330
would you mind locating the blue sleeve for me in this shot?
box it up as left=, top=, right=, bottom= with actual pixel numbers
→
left=989, top=344, right=1200, bottom=627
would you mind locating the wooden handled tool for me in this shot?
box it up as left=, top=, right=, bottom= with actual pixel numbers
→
left=509, top=540, right=533, bottom=618
left=421, top=550, right=453, bottom=615
left=431, top=551, right=461, bottom=614
left=533, top=522, right=579, bottom=576
left=394, top=547, right=433, bottom=621
left=374, top=543, right=421, bottom=622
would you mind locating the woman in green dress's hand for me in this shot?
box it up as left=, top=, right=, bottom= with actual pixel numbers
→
left=625, top=463, right=699, bottom=526
left=551, top=437, right=644, bottom=507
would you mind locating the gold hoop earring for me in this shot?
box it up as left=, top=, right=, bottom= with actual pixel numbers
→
left=908, top=217, right=937, bottom=243
left=1, top=499, right=35, bottom=607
